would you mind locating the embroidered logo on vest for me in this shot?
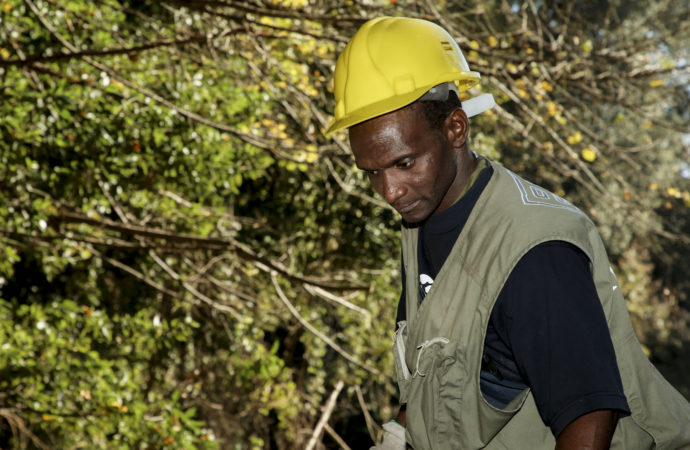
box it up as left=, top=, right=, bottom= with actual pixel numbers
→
left=507, top=170, right=582, bottom=214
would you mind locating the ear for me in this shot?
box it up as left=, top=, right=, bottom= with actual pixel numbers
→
left=443, top=107, right=469, bottom=149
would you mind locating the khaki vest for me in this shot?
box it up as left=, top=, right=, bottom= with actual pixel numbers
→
left=394, top=160, right=690, bottom=449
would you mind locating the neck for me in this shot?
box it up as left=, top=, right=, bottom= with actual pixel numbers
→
left=441, top=146, right=477, bottom=208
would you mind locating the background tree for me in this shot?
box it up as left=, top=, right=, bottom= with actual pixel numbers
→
left=0, top=0, right=688, bottom=448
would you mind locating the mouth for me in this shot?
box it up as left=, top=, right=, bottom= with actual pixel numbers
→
left=395, top=199, right=421, bottom=215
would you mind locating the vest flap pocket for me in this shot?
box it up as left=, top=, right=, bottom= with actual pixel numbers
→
left=406, top=339, right=468, bottom=450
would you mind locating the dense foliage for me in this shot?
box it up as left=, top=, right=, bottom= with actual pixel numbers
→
left=1, top=0, right=688, bottom=448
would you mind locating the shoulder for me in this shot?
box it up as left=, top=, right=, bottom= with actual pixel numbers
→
left=486, top=162, right=587, bottom=222
left=465, top=162, right=597, bottom=263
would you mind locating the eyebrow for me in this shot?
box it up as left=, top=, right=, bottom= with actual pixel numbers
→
left=357, top=153, right=416, bottom=172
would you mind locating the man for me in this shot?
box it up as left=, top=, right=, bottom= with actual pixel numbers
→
left=327, top=17, right=690, bottom=450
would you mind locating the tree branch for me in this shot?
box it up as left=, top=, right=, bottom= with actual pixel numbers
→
left=0, top=34, right=238, bottom=67
left=271, top=274, right=381, bottom=376
left=0, top=408, right=49, bottom=450
left=94, top=249, right=182, bottom=299
left=55, top=209, right=368, bottom=291
left=305, top=379, right=345, bottom=450
left=324, top=423, right=352, bottom=450
left=355, top=384, right=380, bottom=443
left=171, top=0, right=369, bottom=24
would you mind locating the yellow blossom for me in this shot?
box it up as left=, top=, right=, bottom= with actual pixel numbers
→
left=581, top=148, right=597, bottom=162
left=540, top=81, right=554, bottom=92
left=567, top=131, right=583, bottom=145
left=547, top=101, right=558, bottom=117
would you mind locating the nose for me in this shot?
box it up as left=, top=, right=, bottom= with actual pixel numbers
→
left=381, top=171, right=405, bottom=205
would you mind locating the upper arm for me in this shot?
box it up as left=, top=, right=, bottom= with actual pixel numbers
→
left=555, top=409, right=619, bottom=450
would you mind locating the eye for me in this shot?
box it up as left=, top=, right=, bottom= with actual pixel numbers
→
left=366, top=169, right=379, bottom=176
left=397, top=159, right=414, bottom=169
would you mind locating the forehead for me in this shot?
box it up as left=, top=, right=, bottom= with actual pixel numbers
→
left=348, top=106, right=432, bottom=167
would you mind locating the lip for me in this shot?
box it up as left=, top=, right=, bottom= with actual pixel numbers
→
left=396, top=199, right=421, bottom=215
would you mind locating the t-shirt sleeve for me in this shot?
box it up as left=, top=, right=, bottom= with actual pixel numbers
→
left=493, top=241, right=630, bottom=437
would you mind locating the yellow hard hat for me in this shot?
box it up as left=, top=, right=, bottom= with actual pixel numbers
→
left=327, top=17, right=481, bottom=134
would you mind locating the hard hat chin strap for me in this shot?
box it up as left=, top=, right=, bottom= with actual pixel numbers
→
left=462, top=93, right=496, bottom=118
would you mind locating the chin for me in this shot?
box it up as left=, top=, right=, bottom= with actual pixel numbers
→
left=401, top=211, right=430, bottom=226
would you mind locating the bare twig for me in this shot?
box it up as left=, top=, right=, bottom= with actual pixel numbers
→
left=0, top=34, right=230, bottom=67
left=303, top=284, right=371, bottom=320
left=0, top=408, right=49, bottom=450
left=324, top=423, right=352, bottom=450
left=491, top=78, right=609, bottom=194
left=354, top=385, right=380, bottom=443
left=324, top=159, right=391, bottom=210
left=305, top=380, right=345, bottom=450
left=56, top=209, right=368, bottom=291
left=171, top=0, right=368, bottom=24
left=181, top=277, right=243, bottom=320
left=271, top=274, right=381, bottom=376
left=95, top=250, right=182, bottom=299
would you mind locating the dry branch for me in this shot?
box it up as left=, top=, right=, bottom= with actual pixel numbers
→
left=271, top=274, right=381, bottom=376
left=305, top=380, right=345, bottom=450
left=55, top=208, right=367, bottom=291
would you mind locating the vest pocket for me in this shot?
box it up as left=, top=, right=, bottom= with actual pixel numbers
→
left=432, top=346, right=532, bottom=447
left=409, top=339, right=470, bottom=448
left=405, top=338, right=466, bottom=449
left=432, top=343, right=468, bottom=446
left=409, top=339, right=537, bottom=449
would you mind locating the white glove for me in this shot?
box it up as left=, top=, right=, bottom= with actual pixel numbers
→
left=370, top=420, right=406, bottom=450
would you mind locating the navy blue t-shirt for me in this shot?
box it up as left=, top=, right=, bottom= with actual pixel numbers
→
left=397, top=162, right=630, bottom=437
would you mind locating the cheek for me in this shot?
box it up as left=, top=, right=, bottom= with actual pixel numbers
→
left=410, top=172, right=429, bottom=191
left=416, top=155, right=444, bottom=188
left=425, top=154, right=456, bottom=196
